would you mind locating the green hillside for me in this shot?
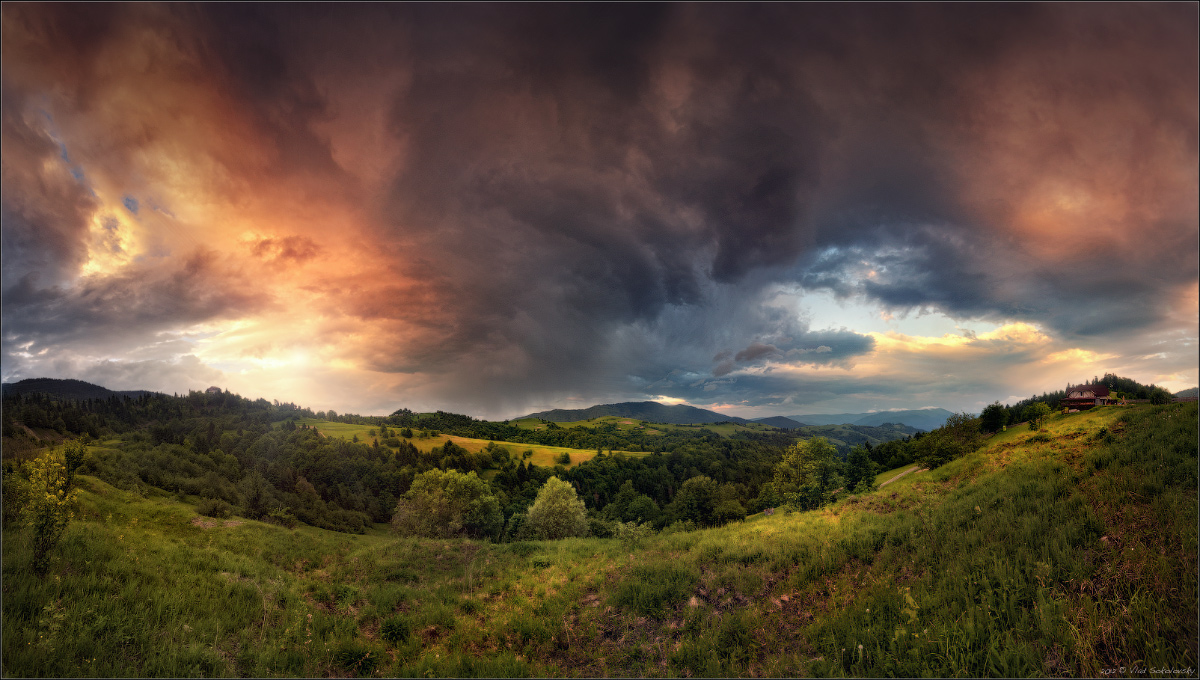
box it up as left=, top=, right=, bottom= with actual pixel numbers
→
left=4, top=402, right=1194, bottom=677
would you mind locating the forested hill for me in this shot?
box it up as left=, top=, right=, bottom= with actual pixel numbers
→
left=751, top=416, right=807, bottom=429
left=521, top=401, right=751, bottom=425
left=2, top=378, right=157, bottom=401
left=3, top=385, right=932, bottom=539
left=786, top=408, right=956, bottom=431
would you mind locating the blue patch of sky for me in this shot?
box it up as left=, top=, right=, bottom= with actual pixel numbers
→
left=123, top=195, right=139, bottom=214
left=787, top=289, right=1004, bottom=339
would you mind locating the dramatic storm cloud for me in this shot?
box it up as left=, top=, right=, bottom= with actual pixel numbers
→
left=2, top=4, right=1196, bottom=417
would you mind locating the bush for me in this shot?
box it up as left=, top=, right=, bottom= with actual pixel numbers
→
left=713, top=499, right=747, bottom=525
left=525, top=477, right=589, bottom=540
left=391, top=469, right=502, bottom=540
left=332, top=645, right=376, bottom=676
left=588, top=515, right=615, bottom=538
left=381, top=615, right=411, bottom=644
left=613, top=521, right=655, bottom=548
left=1024, top=402, right=1052, bottom=430
left=20, top=443, right=84, bottom=574
left=266, top=506, right=298, bottom=528
left=197, top=498, right=233, bottom=519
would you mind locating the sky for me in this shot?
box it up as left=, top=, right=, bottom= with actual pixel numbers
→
left=2, top=4, right=1197, bottom=420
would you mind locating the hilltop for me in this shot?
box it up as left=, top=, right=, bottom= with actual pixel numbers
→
left=521, top=401, right=751, bottom=425
left=750, top=415, right=807, bottom=429
left=785, top=407, right=955, bottom=431
left=1, top=377, right=157, bottom=401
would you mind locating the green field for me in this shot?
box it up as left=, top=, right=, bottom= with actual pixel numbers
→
left=4, top=402, right=1195, bottom=677
left=510, top=415, right=778, bottom=437
left=297, top=419, right=649, bottom=469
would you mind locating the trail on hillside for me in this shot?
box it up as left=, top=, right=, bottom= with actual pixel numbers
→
left=879, top=465, right=925, bottom=487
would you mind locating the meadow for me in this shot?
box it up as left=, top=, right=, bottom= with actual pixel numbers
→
left=3, top=402, right=1195, bottom=677
left=300, top=419, right=650, bottom=470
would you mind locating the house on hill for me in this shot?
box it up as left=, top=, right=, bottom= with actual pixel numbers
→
left=1061, top=383, right=1112, bottom=410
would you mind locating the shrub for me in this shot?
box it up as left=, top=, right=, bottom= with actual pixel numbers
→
left=391, top=469, right=502, bottom=540
left=613, top=521, right=655, bottom=548
left=588, top=515, right=615, bottom=538
left=380, top=615, right=411, bottom=644
left=197, top=498, right=233, bottom=518
left=21, top=443, right=84, bottom=574
left=1024, top=402, right=1052, bottom=430
left=525, top=477, right=589, bottom=540
left=713, top=499, right=747, bottom=524
left=332, top=645, right=376, bottom=676
left=266, top=506, right=298, bottom=528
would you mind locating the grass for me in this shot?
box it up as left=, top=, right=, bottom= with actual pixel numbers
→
left=4, top=403, right=1195, bottom=677
left=509, top=415, right=778, bottom=437
left=294, top=419, right=649, bottom=470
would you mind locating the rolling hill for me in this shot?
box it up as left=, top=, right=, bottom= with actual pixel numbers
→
left=521, top=401, right=751, bottom=425
left=1, top=377, right=157, bottom=401
left=786, top=407, right=955, bottom=431
left=751, top=415, right=807, bottom=429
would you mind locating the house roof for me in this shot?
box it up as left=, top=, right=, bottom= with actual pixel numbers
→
left=1065, top=384, right=1110, bottom=398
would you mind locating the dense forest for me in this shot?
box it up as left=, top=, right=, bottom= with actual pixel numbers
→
left=2, top=372, right=1180, bottom=540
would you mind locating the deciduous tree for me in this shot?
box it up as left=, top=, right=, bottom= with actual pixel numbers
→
left=525, top=477, right=589, bottom=540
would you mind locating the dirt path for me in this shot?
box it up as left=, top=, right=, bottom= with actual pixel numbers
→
left=879, top=466, right=925, bottom=487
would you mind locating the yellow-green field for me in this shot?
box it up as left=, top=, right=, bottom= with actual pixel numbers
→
left=293, top=419, right=649, bottom=469
left=510, top=415, right=778, bottom=437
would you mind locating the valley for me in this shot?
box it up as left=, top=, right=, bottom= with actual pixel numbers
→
left=2, top=382, right=1195, bottom=677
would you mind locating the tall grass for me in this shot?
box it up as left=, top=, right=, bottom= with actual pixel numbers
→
left=3, top=403, right=1194, bottom=677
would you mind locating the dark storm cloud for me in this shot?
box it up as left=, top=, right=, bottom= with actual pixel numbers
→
left=1, top=250, right=273, bottom=371
left=0, top=85, right=97, bottom=291
left=2, top=4, right=1194, bottom=415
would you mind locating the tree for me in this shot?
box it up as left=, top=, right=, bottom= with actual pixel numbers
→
left=979, top=401, right=1009, bottom=433
left=392, top=469, right=502, bottom=540
left=1024, top=402, right=1052, bottom=430
left=667, top=475, right=720, bottom=526
left=525, top=477, right=589, bottom=540
left=1149, top=387, right=1173, bottom=405
left=773, top=438, right=843, bottom=510
left=625, top=494, right=661, bottom=524
left=23, top=440, right=87, bottom=574
left=915, top=413, right=983, bottom=469
left=239, top=470, right=274, bottom=519
left=844, top=445, right=878, bottom=493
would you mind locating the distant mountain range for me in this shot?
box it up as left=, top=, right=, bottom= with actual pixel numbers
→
left=751, top=416, right=807, bottom=429
left=521, top=401, right=751, bottom=425
left=520, top=401, right=956, bottom=431
left=1175, top=387, right=1199, bottom=399
left=776, top=408, right=956, bottom=432
left=1, top=378, right=157, bottom=401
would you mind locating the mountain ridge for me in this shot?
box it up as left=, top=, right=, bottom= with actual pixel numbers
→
left=520, top=401, right=751, bottom=425
left=780, top=407, right=957, bottom=431
left=2, top=378, right=158, bottom=401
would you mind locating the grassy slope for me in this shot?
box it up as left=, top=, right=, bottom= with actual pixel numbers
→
left=4, top=403, right=1195, bottom=677
left=510, top=415, right=777, bottom=437
left=297, top=419, right=649, bottom=470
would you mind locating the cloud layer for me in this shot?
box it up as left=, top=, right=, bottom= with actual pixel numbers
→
left=2, top=4, right=1196, bottom=417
